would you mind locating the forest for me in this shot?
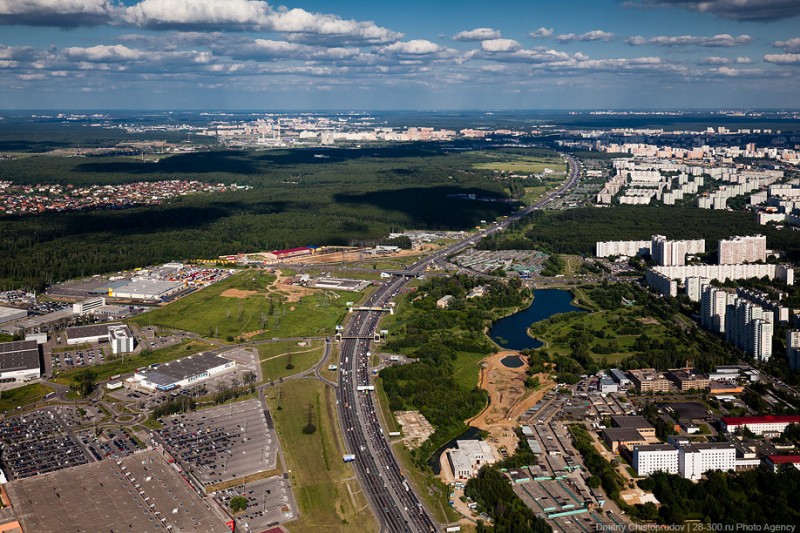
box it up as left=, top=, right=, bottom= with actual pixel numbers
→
left=477, top=206, right=800, bottom=261
left=0, top=145, right=547, bottom=290
left=379, top=275, right=530, bottom=467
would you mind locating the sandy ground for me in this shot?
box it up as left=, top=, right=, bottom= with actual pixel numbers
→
left=467, top=350, right=555, bottom=460
left=272, top=269, right=316, bottom=303
left=275, top=246, right=436, bottom=266
left=220, top=289, right=258, bottom=298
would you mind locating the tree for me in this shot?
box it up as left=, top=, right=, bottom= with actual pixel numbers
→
left=229, top=496, right=248, bottom=513
left=587, top=476, right=601, bottom=488
left=70, top=369, right=97, bottom=397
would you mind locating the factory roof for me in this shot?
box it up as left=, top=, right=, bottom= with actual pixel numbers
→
left=611, top=415, right=653, bottom=429
left=271, top=246, right=313, bottom=256
left=0, top=306, right=26, bottom=319
left=602, top=428, right=647, bottom=441
left=66, top=322, right=121, bottom=340
left=137, top=352, right=233, bottom=385
left=0, top=340, right=40, bottom=373
left=766, top=455, right=800, bottom=464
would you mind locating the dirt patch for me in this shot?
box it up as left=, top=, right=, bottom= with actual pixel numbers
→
left=467, top=350, right=555, bottom=461
left=271, top=269, right=317, bottom=303
left=240, top=329, right=266, bottom=340
left=220, top=289, right=258, bottom=298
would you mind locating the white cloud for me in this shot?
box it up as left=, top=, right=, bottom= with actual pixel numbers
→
left=379, top=40, right=441, bottom=56
left=700, top=56, right=729, bottom=65
left=774, top=37, right=800, bottom=53
left=122, top=0, right=401, bottom=43
left=735, top=56, right=751, bottom=63
left=764, top=53, right=800, bottom=65
left=480, top=38, right=522, bottom=53
left=556, top=30, right=615, bottom=43
left=529, top=27, right=553, bottom=39
left=64, top=44, right=144, bottom=62
left=225, top=39, right=360, bottom=61
left=626, top=34, right=751, bottom=47
left=452, top=28, right=501, bottom=42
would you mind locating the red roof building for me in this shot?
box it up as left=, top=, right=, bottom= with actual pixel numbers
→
left=765, top=455, right=800, bottom=472
left=720, top=415, right=800, bottom=435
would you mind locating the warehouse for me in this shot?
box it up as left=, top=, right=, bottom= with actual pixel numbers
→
left=264, top=246, right=314, bottom=262
left=66, top=323, right=122, bottom=345
left=0, top=340, right=41, bottom=385
left=0, top=306, right=27, bottom=325
left=133, top=352, right=235, bottom=391
left=109, top=279, right=183, bottom=300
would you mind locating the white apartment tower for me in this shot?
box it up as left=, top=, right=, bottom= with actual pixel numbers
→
left=718, top=235, right=767, bottom=265
left=787, top=330, right=800, bottom=372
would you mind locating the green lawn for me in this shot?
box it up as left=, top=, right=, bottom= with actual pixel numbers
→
left=131, top=270, right=354, bottom=340
left=452, top=351, right=486, bottom=391
left=0, top=383, right=54, bottom=412
left=53, top=339, right=212, bottom=384
left=259, top=341, right=324, bottom=382
left=268, top=379, right=378, bottom=533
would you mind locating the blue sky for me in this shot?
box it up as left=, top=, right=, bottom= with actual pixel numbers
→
left=1, top=0, right=799, bottom=109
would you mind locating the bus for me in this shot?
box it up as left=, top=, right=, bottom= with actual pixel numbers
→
left=44, top=392, right=56, bottom=399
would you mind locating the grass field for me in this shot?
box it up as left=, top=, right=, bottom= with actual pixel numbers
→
left=131, top=270, right=353, bottom=340
left=452, top=351, right=486, bottom=391
left=52, top=339, right=212, bottom=384
left=259, top=340, right=324, bottom=382
left=268, top=379, right=378, bottom=533
left=473, top=157, right=566, bottom=175
left=0, top=383, right=54, bottom=412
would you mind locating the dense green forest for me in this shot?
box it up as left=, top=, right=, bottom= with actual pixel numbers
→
left=641, top=469, right=800, bottom=525
left=477, top=206, right=800, bottom=261
left=0, top=146, right=540, bottom=290
left=380, top=275, right=530, bottom=466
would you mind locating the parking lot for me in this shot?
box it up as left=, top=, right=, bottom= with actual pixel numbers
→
left=212, top=475, right=294, bottom=531
left=76, top=426, right=144, bottom=461
left=0, top=409, right=90, bottom=480
left=452, top=249, right=548, bottom=274
left=155, top=399, right=278, bottom=486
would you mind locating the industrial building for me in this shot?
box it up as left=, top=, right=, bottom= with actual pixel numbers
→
left=611, top=416, right=656, bottom=438
left=598, top=377, right=618, bottom=393
left=446, top=439, right=495, bottom=480
left=66, top=323, right=123, bottom=345
left=0, top=306, right=26, bottom=325
left=72, top=297, right=105, bottom=315
left=0, top=340, right=41, bottom=385
left=720, top=415, right=800, bottom=436
left=133, top=352, right=235, bottom=391
left=107, top=324, right=134, bottom=355
left=667, top=369, right=711, bottom=391
left=264, top=246, right=315, bottom=262
left=609, top=368, right=631, bottom=387
left=628, top=368, right=671, bottom=393
left=110, top=279, right=183, bottom=300
left=601, top=428, right=648, bottom=453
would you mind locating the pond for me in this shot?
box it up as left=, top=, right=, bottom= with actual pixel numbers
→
left=489, top=288, right=585, bottom=351
left=500, top=355, right=524, bottom=368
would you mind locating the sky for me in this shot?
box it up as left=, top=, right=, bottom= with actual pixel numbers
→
left=1, top=0, right=800, bottom=110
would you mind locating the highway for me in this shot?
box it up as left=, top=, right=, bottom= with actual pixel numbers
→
left=335, top=154, right=581, bottom=532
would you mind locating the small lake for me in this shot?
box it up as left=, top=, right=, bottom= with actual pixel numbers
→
left=489, top=288, right=585, bottom=351
left=500, top=355, right=524, bottom=368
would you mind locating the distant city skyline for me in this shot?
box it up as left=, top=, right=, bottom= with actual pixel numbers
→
left=1, top=0, right=800, bottom=109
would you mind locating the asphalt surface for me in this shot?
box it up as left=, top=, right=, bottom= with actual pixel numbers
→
left=335, top=154, right=582, bottom=532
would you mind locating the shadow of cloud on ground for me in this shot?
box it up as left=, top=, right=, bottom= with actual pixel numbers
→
left=334, top=186, right=517, bottom=230
left=73, top=151, right=261, bottom=175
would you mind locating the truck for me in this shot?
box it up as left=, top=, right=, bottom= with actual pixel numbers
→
left=342, top=454, right=356, bottom=463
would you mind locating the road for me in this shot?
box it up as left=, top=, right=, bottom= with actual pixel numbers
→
left=335, top=154, right=582, bottom=532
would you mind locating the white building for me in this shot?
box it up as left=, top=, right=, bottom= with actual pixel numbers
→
left=685, top=277, right=710, bottom=303
left=66, top=323, right=123, bottom=345
left=108, top=324, right=134, bottom=355
left=72, top=297, right=106, bottom=315
left=718, top=235, right=767, bottom=265
left=678, top=443, right=737, bottom=481
left=133, top=352, right=235, bottom=391
left=720, top=415, right=800, bottom=436
left=0, top=340, right=41, bottom=385
left=0, top=306, right=27, bottom=325
left=110, top=279, right=183, bottom=300
left=446, top=440, right=495, bottom=480
left=788, top=330, right=800, bottom=372
left=632, top=444, right=679, bottom=476
left=654, top=263, right=793, bottom=286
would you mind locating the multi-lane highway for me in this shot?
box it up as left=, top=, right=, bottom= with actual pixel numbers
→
left=336, top=154, right=581, bottom=532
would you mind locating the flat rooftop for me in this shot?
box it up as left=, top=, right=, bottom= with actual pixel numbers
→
left=611, top=415, right=652, bottom=429
left=5, top=449, right=231, bottom=533
left=138, top=352, right=233, bottom=386
left=66, top=322, right=121, bottom=340
left=115, top=279, right=182, bottom=296
left=0, top=306, right=25, bottom=320
left=0, top=340, right=40, bottom=373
